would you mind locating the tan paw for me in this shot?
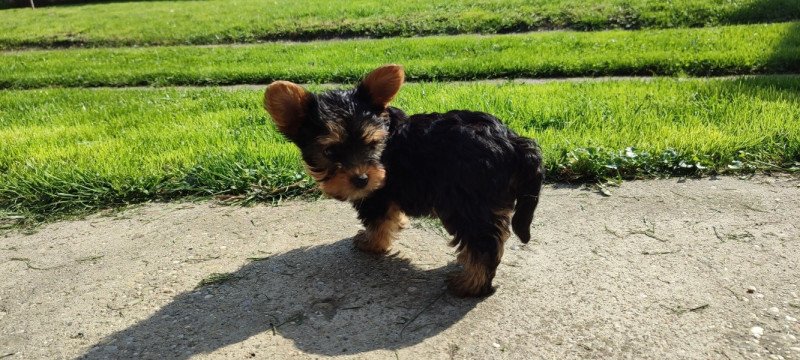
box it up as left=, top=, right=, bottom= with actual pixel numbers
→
left=397, top=213, right=410, bottom=229
left=353, top=230, right=390, bottom=254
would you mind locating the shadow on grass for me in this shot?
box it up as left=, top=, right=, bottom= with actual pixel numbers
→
left=726, top=0, right=800, bottom=24
left=734, top=19, right=800, bottom=161
left=726, top=0, right=800, bottom=74
left=77, top=238, right=480, bottom=358
left=765, top=23, right=800, bottom=74
left=700, top=8, right=800, bottom=166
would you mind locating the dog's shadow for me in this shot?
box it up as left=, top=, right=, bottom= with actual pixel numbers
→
left=79, top=237, right=481, bottom=358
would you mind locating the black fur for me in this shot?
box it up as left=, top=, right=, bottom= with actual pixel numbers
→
left=365, top=107, right=542, bottom=235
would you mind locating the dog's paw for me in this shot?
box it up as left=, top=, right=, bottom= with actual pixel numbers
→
left=397, top=213, right=410, bottom=229
left=353, top=230, right=390, bottom=254
left=447, top=271, right=495, bottom=298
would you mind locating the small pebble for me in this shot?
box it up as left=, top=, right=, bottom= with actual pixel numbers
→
left=790, top=347, right=800, bottom=353
left=492, top=342, right=501, bottom=349
left=204, top=294, right=213, bottom=299
left=756, top=293, right=765, bottom=299
left=751, top=326, right=764, bottom=338
left=768, top=307, right=780, bottom=316
left=747, top=286, right=757, bottom=294
left=786, top=316, right=798, bottom=322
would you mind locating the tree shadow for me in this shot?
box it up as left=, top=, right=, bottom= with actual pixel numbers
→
left=77, top=237, right=481, bottom=358
left=729, top=0, right=800, bottom=75
left=724, top=0, right=800, bottom=25
left=693, top=2, right=800, bottom=167
left=711, top=15, right=800, bottom=104
left=764, top=23, right=800, bottom=75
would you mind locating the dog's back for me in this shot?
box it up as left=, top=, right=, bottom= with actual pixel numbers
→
left=381, top=109, right=544, bottom=242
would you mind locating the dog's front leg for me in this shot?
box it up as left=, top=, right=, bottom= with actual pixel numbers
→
left=352, top=196, right=405, bottom=254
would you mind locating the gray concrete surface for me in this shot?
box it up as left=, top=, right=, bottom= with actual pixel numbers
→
left=1, top=176, right=799, bottom=359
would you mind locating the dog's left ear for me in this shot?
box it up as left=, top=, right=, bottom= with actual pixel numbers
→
left=357, top=64, right=405, bottom=109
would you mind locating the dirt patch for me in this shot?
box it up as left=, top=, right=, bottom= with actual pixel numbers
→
left=1, top=176, right=799, bottom=359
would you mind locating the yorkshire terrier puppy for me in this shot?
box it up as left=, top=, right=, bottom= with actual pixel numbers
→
left=264, top=65, right=544, bottom=297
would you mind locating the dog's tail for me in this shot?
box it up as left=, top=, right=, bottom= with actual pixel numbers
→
left=510, top=136, right=545, bottom=244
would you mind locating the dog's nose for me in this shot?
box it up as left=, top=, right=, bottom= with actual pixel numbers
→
left=351, top=174, right=369, bottom=189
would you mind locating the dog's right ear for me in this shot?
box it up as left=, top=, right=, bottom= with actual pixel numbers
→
left=357, top=64, right=405, bottom=110
left=264, top=81, right=311, bottom=139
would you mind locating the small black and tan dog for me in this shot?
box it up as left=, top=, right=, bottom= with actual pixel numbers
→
left=263, top=65, right=544, bottom=297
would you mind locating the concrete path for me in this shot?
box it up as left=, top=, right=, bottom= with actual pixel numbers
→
left=1, top=176, right=799, bottom=359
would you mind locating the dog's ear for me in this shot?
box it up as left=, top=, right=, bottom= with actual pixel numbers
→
left=357, top=64, right=405, bottom=109
left=264, top=81, right=311, bottom=139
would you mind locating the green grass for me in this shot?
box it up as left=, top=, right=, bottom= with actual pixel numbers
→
left=1, top=0, right=799, bottom=49
left=197, top=272, right=241, bottom=288
left=1, top=76, right=799, bottom=220
left=3, top=22, right=799, bottom=89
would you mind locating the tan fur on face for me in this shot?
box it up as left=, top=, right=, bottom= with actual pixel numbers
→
left=318, top=122, right=346, bottom=146
left=354, top=203, right=404, bottom=254
left=314, top=165, right=386, bottom=201
left=318, top=169, right=351, bottom=201
left=263, top=81, right=310, bottom=137
left=360, top=64, right=405, bottom=109
left=360, top=165, right=387, bottom=192
left=362, top=126, right=388, bottom=144
left=304, top=164, right=327, bottom=182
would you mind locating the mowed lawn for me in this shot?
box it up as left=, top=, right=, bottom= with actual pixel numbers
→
left=2, top=22, right=798, bottom=88
left=1, top=0, right=799, bottom=48
left=1, top=0, right=799, bottom=221
left=2, top=77, right=799, bottom=218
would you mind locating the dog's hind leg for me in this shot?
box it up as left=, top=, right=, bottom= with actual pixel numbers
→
left=443, top=209, right=512, bottom=297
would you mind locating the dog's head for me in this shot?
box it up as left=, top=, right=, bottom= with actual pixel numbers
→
left=264, top=64, right=404, bottom=201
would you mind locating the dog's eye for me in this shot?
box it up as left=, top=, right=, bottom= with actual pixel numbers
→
left=323, top=148, right=336, bottom=158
